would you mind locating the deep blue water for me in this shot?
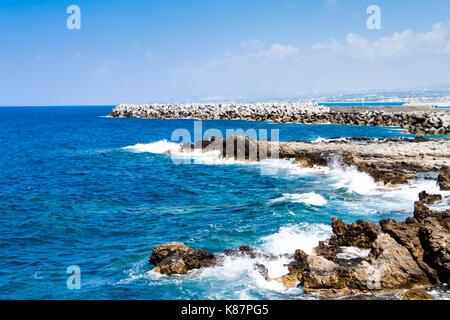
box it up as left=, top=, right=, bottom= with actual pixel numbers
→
left=0, top=106, right=447, bottom=299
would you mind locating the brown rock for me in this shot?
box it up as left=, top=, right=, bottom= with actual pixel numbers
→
left=313, top=241, right=342, bottom=260
left=349, top=234, right=429, bottom=293
left=293, top=154, right=328, bottom=168
left=437, top=167, right=450, bottom=190
left=419, top=191, right=442, bottom=204
left=413, top=201, right=433, bottom=221
left=149, top=242, right=191, bottom=266
left=149, top=242, right=216, bottom=275
left=419, top=217, right=450, bottom=283
left=329, top=218, right=381, bottom=249
left=302, top=255, right=347, bottom=291
left=400, top=289, right=434, bottom=300
left=380, top=218, right=440, bottom=283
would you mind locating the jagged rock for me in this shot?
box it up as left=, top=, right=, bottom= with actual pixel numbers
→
left=361, top=234, right=429, bottom=290
left=157, top=253, right=187, bottom=275
left=224, top=245, right=257, bottom=258
left=413, top=201, right=433, bottom=221
left=400, top=289, right=434, bottom=300
left=149, top=242, right=216, bottom=275
left=293, top=154, right=328, bottom=168
left=313, top=241, right=342, bottom=260
left=380, top=218, right=440, bottom=283
left=149, top=242, right=191, bottom=265
left=253, top=263, right=270, bottom=281
left=329, top=218, right=381, bottom=249
left=419, top=191, right=442, bottom=204
left=280, top=272, right=300, bottom=288
left=302, top=255, right=348, bottom=292
left=437, top=167, right=450, bottom=190
left=419, top=217, right=450, bottom=283
left=223, top=245, right=277, bottom=260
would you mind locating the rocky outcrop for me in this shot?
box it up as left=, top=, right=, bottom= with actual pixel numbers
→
left=182, top=135, right=450, bottom=188
left=438, top=167, right=450, bottom=190
left=149, top=242, right=216, bottom=275
left=280, top=192, right=449, bottom=296
left=419, top=191, right=443, bottom=204
left=329, top=218, right=381, bottom=249
left=400, top=289, right=434, bottom=300
left=148, top=192, right=449, bottom=298
left=110, top=103, right=450, bottom=135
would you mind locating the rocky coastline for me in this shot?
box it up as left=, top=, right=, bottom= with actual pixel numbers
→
left=109, top=103, right=450, bottom=135
left=180, top=135, right=450, bottom=188
left=147, top=135, right=450, bottom=299
left=148, top=191, right=449, bottom=299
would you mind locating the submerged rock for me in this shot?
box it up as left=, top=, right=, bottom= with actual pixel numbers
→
left=253, top=263, right=270, bottom=281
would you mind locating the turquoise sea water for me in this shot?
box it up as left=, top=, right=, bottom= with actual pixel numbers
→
left=0, top=106, right=448, bottom=299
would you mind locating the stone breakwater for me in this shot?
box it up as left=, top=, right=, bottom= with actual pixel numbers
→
left=109, top=103, right=450, bottom=135
left=148, top=191, right=450, bottom=299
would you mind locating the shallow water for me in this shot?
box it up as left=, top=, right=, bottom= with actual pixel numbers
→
left=0, top=106, right=448, bottom=299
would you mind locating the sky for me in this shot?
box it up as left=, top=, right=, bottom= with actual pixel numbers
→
left=0, top=0, right=450, bottom=105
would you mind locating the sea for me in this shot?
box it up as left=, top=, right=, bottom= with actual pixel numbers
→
left=0, top=106, right=448, bottom=299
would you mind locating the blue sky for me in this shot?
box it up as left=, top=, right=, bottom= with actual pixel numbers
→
left=1, top=0, right=450, bottom=105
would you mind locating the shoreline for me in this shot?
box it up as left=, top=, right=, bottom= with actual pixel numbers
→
left=179, top=135, right=450, bottom=188
left=147, top=135, right=450, bottom=299
left=109, top=103, right=450, bottom=136
left=148, top=190, right=449, bottom=299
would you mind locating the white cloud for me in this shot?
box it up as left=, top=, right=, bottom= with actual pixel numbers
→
left=313, top=22, right=450, bottom=60
left=240, top=39, right=263, bottom=51
left=325, top=0, right=338, bottom=7
left=205, top=42, right=303, bottom=69
left=92, top=59, right=120, bottom=77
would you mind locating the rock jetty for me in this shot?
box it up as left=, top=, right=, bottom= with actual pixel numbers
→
left=109, top=103, right=450, bottom=135
left=148, top=192, right=449, bottom=299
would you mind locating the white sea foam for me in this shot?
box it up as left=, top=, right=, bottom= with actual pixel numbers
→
left=269, top=192, right=327, bottom=206
left=329, top=165, right=379, bottom=195
left=337, top=246, right=371, bottom=259
left=259, top=223, right=332, bottom=255
left=122, top=139, right=181, bottom=154
left=196, top=254, right=301, bottom=296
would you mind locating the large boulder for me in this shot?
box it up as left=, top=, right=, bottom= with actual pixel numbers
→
left=301, top=255, right=349, bottom=294
left=360, top=234, right=429, bottom=291
left=149, top=242, right=216, bottom=275
left=380, top=218, right=440, bottom=283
